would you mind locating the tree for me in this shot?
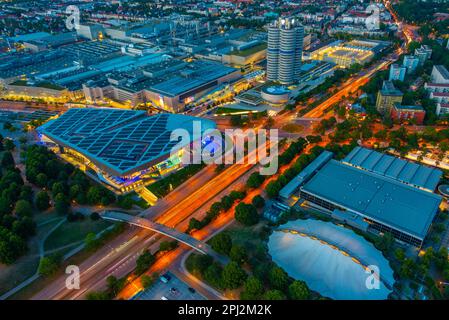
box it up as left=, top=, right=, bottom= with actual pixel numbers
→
left=35, top=191, right=50, bottom=211
left=204, top=262, right=224, bottom=289
left=210, top=233, right=232, bottom=255
left=38, top=254, right=62, bottom=276
left=263, top=289, right=285, bottom=300
left=1, top=151, right=14, bottom=169
left=246, top=172, right=265, bottom=189
left=229, top=244, right=248, bottom=265
left=188, top=217, right=202, bottom=231
left=221, top=195, right=234, bottom=211
left=14, top=199, right=33, bottom=217
left=394, top=248, right=406, bottom=262
left=0, top=196, right=13, bottom=215
left=375, top=232, right=394, bottom=252
left=135, top=250, right=155, bottom=275
left=35, top=173, right=48, bottom=188
left=87, top=186, right=102, bottom=205
left=159, top=240, right=178, bottom=252
left=3, top=139, right=15, bottom=151
left=268, top=266, right=289, bottom=290
left=141, top=274, right=156, bottom=289
left=240, top=276, right=264, bottom=300
left=0, top=228, right=27, bottom=264
left=252, top=195, right=265, bottom=209
left=12, top=216, right=36, bottom=239
left=222, top=261, right=247, bottom=289
left=106, top=275, right=125, bottom=297
left=266, top=180, right=281, bottom=198
left=86, top=291, right=110, bottom=300
left=19, top=185, right=33, bottom=202
left=52, top=181, right=66, bottom=197
left=185, top=254, right=213, bottom=275
left=117, top=195, right=133, bottom=209
left=235, top=203, right=259, bottom=226
left=288, top=280, right=310, bottom=300
left=54, top=193, right=69, bottom=215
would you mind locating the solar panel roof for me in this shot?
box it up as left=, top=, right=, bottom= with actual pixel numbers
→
left=301, top=160, right=442, bottom=239
left=38, top=108, right=216, bottom=176
left=342, top=147, right=442, bottom=191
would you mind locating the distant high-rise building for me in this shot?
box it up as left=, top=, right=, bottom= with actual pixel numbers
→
left=267, top=17, right=304, bottom=85
left=376, top=81, right=403, bottom=115
left=402, top=55, right=420, bottom=74
left=414, top=45, right=432, bottom=66
left=389, top=64, right=406, bottom=82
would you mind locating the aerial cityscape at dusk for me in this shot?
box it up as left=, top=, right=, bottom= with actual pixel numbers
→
left=1, top=0, right=449, bottom=309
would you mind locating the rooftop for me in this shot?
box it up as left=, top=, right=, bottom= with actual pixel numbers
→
left=37, top=108, right=216, bottom=176
left=435, top=65, right=449, bottom=80
left=343, top=146, right=442, bottom=191
left=301, top=159, right=442, bottom=240
left=393, top=104, right=425, bottom=111
left=148, top=61, right=238, bottom=97
left=381, top=81, right=403, bottom=96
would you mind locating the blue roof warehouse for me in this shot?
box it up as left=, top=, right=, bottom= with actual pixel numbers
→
left=281, top=147, right=443, bottom=248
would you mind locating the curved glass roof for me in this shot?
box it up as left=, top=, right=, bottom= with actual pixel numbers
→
left=38, top=108, right=216, bottom=175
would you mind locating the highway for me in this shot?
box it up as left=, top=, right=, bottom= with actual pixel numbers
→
left=31, top=148, right=258, bottom=300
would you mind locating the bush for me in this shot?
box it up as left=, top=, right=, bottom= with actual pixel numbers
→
left=135, top=251, right=155, bottom=275
left=38, top=254, right=62, bottom=276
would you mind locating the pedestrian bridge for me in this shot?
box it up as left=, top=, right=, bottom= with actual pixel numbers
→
left=100, top=211, right=228, bottom=264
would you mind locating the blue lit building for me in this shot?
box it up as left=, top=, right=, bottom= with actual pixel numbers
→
left=37, top=108, right=216, bottom=193
left=389, top=64, right=406, bottom=82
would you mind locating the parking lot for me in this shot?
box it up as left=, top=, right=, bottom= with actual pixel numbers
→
left=134, top=272, right=205, bottom=300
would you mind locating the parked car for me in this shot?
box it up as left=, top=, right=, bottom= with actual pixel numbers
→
left=160, top=273, right=171, bottom=284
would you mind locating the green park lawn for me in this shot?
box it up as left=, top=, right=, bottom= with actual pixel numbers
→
left=44, top=218, right=112, bottom=252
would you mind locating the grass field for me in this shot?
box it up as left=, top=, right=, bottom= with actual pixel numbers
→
left=0, top=215, right=62, bottom=295
left=44, top=219, right=111, bottom=252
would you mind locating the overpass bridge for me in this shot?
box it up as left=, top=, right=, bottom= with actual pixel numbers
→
left=101, top=211, right=228, bottom=264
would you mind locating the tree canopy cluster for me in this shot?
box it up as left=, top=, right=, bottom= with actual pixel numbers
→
left=0, top=134, right=36, bottom=264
